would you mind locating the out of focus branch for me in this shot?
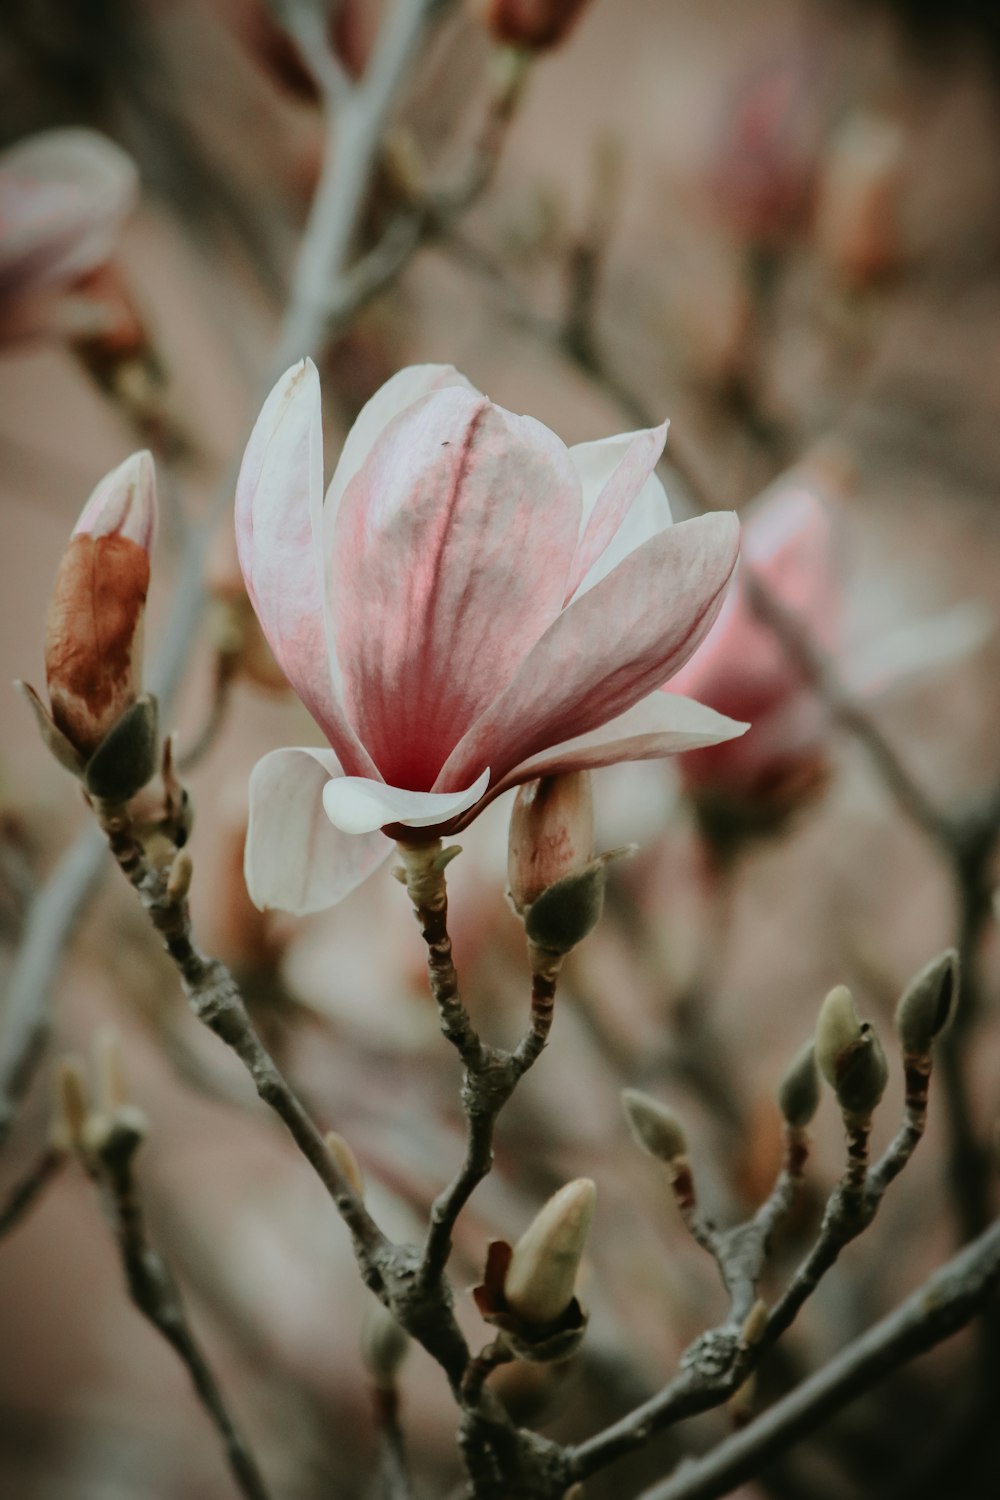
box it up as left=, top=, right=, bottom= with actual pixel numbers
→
left=90, top=1115, right=274, bottom=1500
left=636, top=1212, right=1000, bottom=1500
left=0, top=1142, right=64, bottom=1239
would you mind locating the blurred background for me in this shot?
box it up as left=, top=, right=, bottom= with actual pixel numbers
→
left=2, top=1, right=1000, bottom=1497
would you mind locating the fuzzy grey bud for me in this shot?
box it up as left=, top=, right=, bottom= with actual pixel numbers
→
left=524, top=860, right=606, bottom=956
left=777, top=1041, right=821, bottom=1128
left=895, top=949, right=958, bottom=1054
left=621, top=1089, right=688, bottom=1162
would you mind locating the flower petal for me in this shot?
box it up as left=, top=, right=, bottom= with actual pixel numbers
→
left=565, top=422, right=671, bottom=600
left=235, top=361, right=375, bottom=775
left=323, top=766, right=491, bottom=835
left=439, top=511, right=740, bottom=791
left=245, top=747, right=390, bottom=913
left=483, top=692, right=748, bottom=802
left=330, top=386, right=581, bottom=788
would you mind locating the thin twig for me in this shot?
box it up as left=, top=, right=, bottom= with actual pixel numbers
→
left=635, top=1213, right=1000, bottom=1500
left=93, top=1123, right=273, bottom=1500
left=373, top=1386, right=416, bottom=1500
left=0, top=1143, right=64, bottom=1238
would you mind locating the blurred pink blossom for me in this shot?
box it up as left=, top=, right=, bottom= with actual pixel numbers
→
left=0, top=127, right=138, bottom=347
left=668, top=462, right=844, bottom=815
left=237, top=360, right=745, bottom=913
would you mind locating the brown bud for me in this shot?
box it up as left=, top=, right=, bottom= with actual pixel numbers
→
left=472, top=0, right=591, bottom=51
left=777, top=1041, right=821, bottom=1128
left=509, top=772, right=593, bottom=913
left=895, top=950, right=959, bottom=1054
left=504, top=1178, right=595, bottom=1327
left=43, top=452, right=157, bottom=763
left=622, top=1089, right=688, bottom=1163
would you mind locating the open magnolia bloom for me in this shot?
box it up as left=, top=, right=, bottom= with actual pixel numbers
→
left=237, top=360, right=745, bottom=913
left=0, top=127, right=139, bottom=347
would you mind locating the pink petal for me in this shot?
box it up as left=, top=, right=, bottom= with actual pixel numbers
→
left=235, top=361, right=374, bottom=776
left=323, top=767, right=491, bottom=836
left=245, top=748, right=391, bottom=913
left=75, top=450, right=157, bottom=549
left=481, top=692, right=748, bottom=805
left=564, top=422, right=670, bottom=600
left=330, top=387, right=581, bottom=789
left=439, top=511, right=741, bottom=791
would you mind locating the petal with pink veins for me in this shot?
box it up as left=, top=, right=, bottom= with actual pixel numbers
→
left=330, top=387, right=582, bottom=789
left=245, top=747, right=390, bottom=913
left=439, top=511, right=740, bottom=791
left=323, top=766, right=491, bottom=835
left=235, top=361, right=375, bottom=775
left=564, top=422, right=670, bottom=600
left=479, top=692, right=748, bottom=807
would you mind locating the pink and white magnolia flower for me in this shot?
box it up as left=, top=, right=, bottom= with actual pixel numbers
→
left=237, top=361, right=745, bottom=913
left=0, top=128, right=138, bottom=346
left=667, top=464, right=841, bottom=807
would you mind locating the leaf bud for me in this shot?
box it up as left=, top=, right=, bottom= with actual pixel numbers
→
left=324, top=1130, right=365, bottom=1199
left=361, top=1298, right=410, bottom=1390
left=621, top=1088, right=688, bottom=1163
left=508, top=772, right=593, bottom=914
left=816, top=985, right=888, bottom=1117
left=504, top=1178, right=595, bottom=1328
left=777, top=1041, right=821, bottom=1128
left=895, top=949, right=959, bottom=1054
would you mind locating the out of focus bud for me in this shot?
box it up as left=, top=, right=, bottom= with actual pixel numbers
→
left=20, top=452, right=159, bottom=800
left=777, top=1040, right=820, bottom=1128
left=53, top=1056, right=90, bottom=1154
left=504, top=1178, right=595, bottom=1327
left=621, top=1088, right=688, bottom=1163
left=471, top=0, right=591, bottom=51
left=813, top=110, right=907, bottom=288
left=325, top=1130, right=365, bottom=1199
left=508, top=772, right=593, bottom=913
left=361, top=1298, right=410, bottom=1390
left=895, top=950, right=958, bottom=1055
left=815, top=985, right=889, bottom=1118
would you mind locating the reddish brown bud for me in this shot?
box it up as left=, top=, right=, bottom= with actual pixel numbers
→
left=44, top=452, right=156, bottom=759
left=472, top=0, right=591, bottom=52
left=508, top=772, right=593, bottom=913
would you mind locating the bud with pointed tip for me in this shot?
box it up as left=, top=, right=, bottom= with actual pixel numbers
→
left=895, top=950, right=959, bottom=1054
left=508, top=772, right=593, bottom=913
left=622, top=1088, right=688, bottom=1163
left=777, top=1041, right=820, bottom=1128
left=504, top=1178, right=595, bottom=1327
left=471, top=0, right=591, bottom=51
left=324, top=1130, right=365, bottom=1199
left=816, top=985, right=888, bottom=1117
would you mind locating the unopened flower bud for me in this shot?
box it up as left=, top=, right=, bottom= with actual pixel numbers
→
left=777, top=1041, right=821, bottom=1128
left=622, top=1089, right=688, bottom=1163
left=816, top=985, right=888, bottom=1117
left=523, top=846, right=629, bottom=957
left=361, top=1298, right=410, bottom=1390
left=53, top=1056, right=90, bottom=1153
left=504, top=1178, right=595, bottom=1327
left=471, top=0, right=591, bottom=51
left=324, top=1130, right=365, bottom=1199
left=32, top=451, right=159, bottom=798
left=508, top=772, right=593, bottom=913
left=895, top=950, right=959, bottom=1054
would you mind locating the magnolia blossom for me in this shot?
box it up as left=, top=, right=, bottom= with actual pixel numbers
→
left=0, top=127, right=138, bottom=346
left=237, top=361, right=745, bottom=913
left=668, top=466, right=840, bottom=807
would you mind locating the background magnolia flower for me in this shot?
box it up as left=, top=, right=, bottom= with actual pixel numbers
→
left=0, top=127, right=139, bottom=347
left=237, top=360, right=744, bottom=913
left=667, top=461, right=841, bottom=810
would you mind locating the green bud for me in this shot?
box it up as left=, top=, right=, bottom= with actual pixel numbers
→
left=816, top=984, right=888, bottom=1117
left=621, top=1089, right=688, bottom=1162
left=895, top=950, right=959, bottom=1053
left=815, top=985, right=861, bottom=1087
left=777, top=1041, right=821, bottom=1128
left=524, top=860, right=606, bottom=956
left=84, top=693, right=159, bottom=800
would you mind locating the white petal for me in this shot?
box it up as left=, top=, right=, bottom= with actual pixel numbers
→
left=323, top=767, right=491, bottom=835
left=245, top=748, right=390, bottom=914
